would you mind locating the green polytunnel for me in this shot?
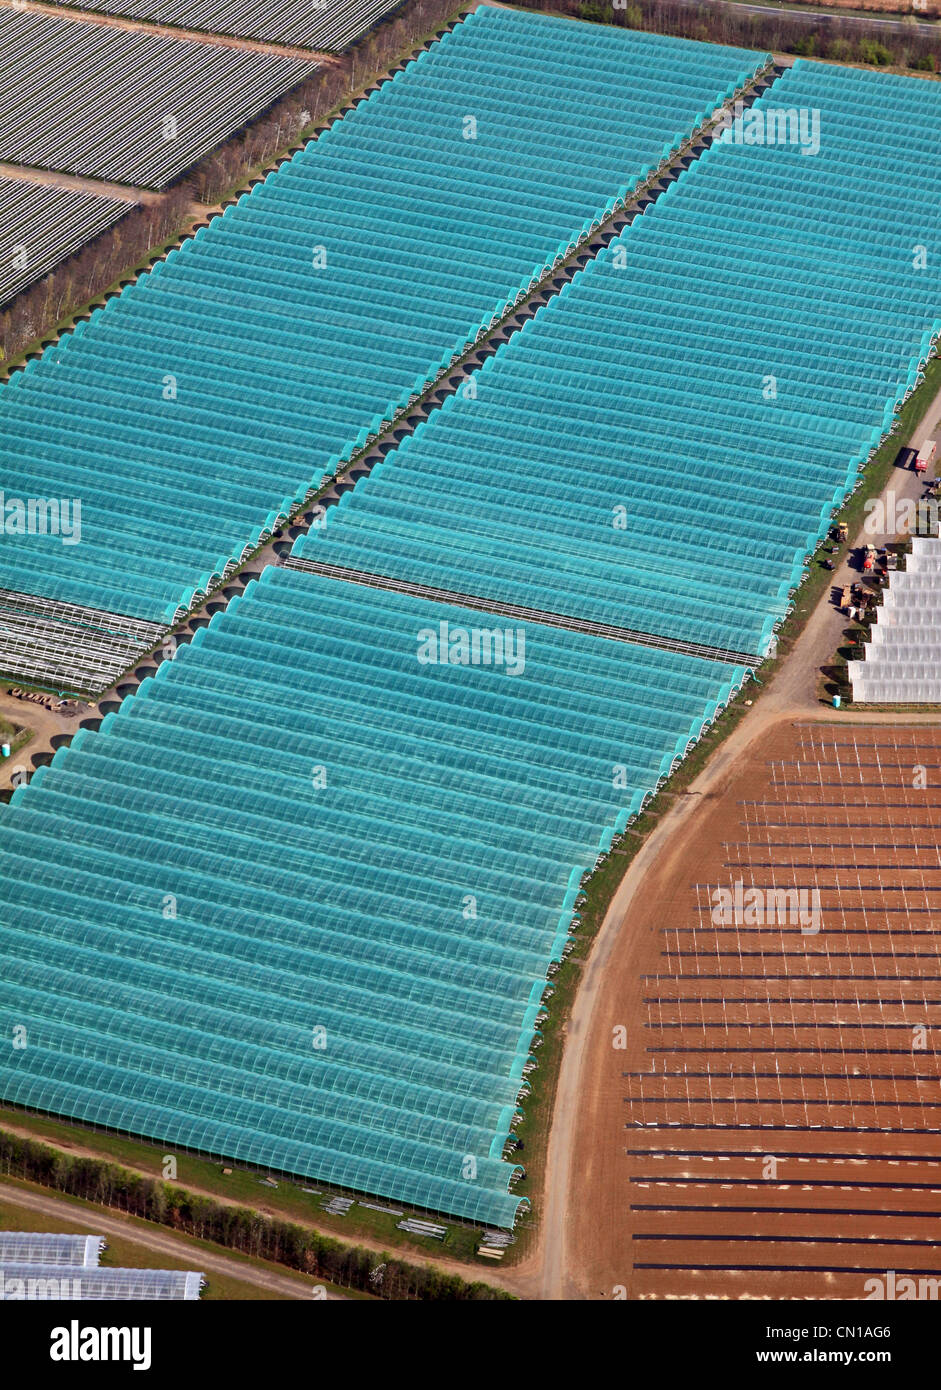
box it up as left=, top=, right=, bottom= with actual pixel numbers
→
left=295, top=59, right=941, bottom=662
left=0, top=10, right=768, bottom=624
left=0, top=569, right=748, bottom=1226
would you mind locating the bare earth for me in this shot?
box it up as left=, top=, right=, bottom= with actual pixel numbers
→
left=561, top=721, right=941, bottom=1300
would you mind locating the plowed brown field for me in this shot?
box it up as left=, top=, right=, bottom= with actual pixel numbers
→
left=566, top=723, right=941, bottom=1301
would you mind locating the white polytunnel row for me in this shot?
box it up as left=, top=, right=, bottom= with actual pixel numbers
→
left=848, top=535, right=941, bottom=703
left=0, top=178, right=137, bottom=308
left=0, top=9, right=318, bottom=188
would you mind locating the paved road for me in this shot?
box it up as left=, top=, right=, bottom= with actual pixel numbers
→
left=672, top=0, right=939, bottom=33
left=0, top=1181, right=340, bottom=1299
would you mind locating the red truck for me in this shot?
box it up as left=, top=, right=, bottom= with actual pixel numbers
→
left=915, top=438, right=937, bottom=473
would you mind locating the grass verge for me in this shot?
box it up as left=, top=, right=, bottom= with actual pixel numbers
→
left=0, top=1108, right=487, bottom=1265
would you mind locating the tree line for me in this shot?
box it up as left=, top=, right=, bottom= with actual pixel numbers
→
left=514, top=0, right=940, bottom=70
left=0, top=184, right=192, bottom=366
left=0, top=1127, right=512, bottom=1300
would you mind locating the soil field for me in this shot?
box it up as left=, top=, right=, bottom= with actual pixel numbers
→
left=565, top=722, right=941, bottom=1300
